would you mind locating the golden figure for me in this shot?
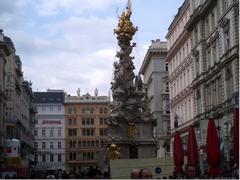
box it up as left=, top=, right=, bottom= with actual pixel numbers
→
left=127, top=123, right=138, bottom=138
left=114, top=0, right=138, bottom=41
left=107, top=143, right=121, bottom=160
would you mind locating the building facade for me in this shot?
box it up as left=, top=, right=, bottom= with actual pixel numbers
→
left=165, top=0, right=194, bottom=154
left=0, top=30, right=11, bottom=162
left=4, top=37, right=22, bottom=141
left=33, top=90, right=65, bottom=172
left=139, top=39, right=170, bottom=158
left=186, top=0, right=239, bottom=169
left=20, top=81, right=35, bottom=169
left=64, top=90, right=110, bottom=172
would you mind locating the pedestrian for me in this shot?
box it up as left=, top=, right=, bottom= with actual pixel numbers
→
left=130, top=169, right=140, bottom=179
left=139, top=168, right=153, bottom=179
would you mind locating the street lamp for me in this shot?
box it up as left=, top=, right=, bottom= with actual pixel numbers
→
left=224, top=122, right=230, bottom=163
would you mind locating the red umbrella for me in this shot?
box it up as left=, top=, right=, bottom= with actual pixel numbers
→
left=186, top=125, right=199, bottom=177
left=206, top=118, right=222, bottom=177
left=173, top=131, right=184, bottom=176
left=233, top=108, right=239, bottom=166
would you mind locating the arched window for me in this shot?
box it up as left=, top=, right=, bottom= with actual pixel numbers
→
left=68, top=107, right=72, bottom=114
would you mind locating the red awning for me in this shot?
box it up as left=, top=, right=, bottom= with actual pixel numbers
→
left=206, top=118, right=222, bottom=177
left=186, top=125, right=199, bottom=177
left=233, top=108, right=239, bottom=166
left=173, top=131, right=184, bottom=176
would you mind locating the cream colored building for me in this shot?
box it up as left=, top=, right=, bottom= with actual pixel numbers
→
left=64, top=89, right=110, bottom=172
left=165, top=0, right=194, bottom=153
left=186, top=0, right=239, bottom=169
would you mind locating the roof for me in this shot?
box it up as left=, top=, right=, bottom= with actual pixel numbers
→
left=3, top=36, right=15, bottom=50
left=139, top=39, right=167, bottom=74
left=166, top=0, right=189, bottom=38
left=34, top=91, right=65, bottom=104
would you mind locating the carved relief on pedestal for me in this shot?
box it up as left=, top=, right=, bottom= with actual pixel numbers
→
left=127, top=123, right=138, bottom=138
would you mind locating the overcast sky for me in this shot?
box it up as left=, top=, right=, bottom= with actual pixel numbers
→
left=0, top=0, right=184, bottom=96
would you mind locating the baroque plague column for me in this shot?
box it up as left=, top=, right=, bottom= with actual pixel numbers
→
left=106, top=1, right=157, bottom=159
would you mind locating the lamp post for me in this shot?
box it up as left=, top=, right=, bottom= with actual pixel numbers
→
left=224, top=122, right=230, bottom=163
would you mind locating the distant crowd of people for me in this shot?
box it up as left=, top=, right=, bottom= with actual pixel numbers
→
left=30, top=167, right=110, bottom=179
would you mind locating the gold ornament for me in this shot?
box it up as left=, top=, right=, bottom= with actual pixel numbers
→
left=107, top=143, right=121, bottom=160
left=127, top=123, right=138, bottom=138
left=114, top=4, right=138, bottom=41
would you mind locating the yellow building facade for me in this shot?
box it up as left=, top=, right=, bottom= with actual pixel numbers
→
left=64, top=92, right=110, bottom=172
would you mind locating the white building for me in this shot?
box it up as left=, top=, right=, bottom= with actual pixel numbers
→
left=139, top=39, right=170, bottom=158
left=186, top=0, right=239, bottom=169
left=33, top=90, right=65, bottom=172
left=165, top=0, right=194, bottom=153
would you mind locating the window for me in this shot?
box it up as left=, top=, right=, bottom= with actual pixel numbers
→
left=68, top=129, right=77, bottom=136
left=68, top=118, right=72, bottom=125
left=91, top=141, right=95, bottom=147
left=86, top=118, right=90, bottom=125
left=90, top=108, right=94, bottom=114
left=50, top=154, right=54, bottom=162
left=211, top=12, right=215, bottom=28
left=222, top=0, right=229, bottom=12
left=58, top=142, right=61, bottom=149
left=34, top=142, right=38, bottom=149
left=35, top=119, right=38, bottom=124
left=100, top=107, right=103, bottom=114
left=34, top=154, right=38, bottom=162
left=91, top=118, right=94, bottom=125
left=206, top=17, right=209, bottom=35
left=223, top=24, right=230, bottom=51
left=104, top=107, right=108, bottom=113
left=100, top=118, right=104, bottom=125
left=50, top=106, right=53, bottom=111
left=73, top=108, right=77, bottom=114
left=50, top=129, right=54, bottom=137
left=194, top=27, right=198, bottom=43
left=82, top=107, right=85, bottom=114
left=42, top=154, right=46, bottom=162
left=212, top=42, right=217, bottom=64
left=42, top=106, right=46, bottom=111
left=165, top=63, right=168, bottom=71
left=82, top=118, right=85, bottom=125
left=50, top=142, right=54, bottom=149
left=78, top=141, right=81, bottom=147
left=42, top=129, right=46, bottom=137
left=73, top=118, right=77, bottom=125
left=58, top=154, right=62, bottom=162
left=82, top=128, right=95, bottom=136
left=100, top=128, right=107, bottom=136
left=68, top=107, right=72, bottom=114
left=206, top=48, right=212, bottom=68
left=58, top=129, right=61, bottom=137
left=42, top=142, right=46, bottom=149
left=34, top=130, right=38, bottom=136
left=166, top=82, right=169, bottom=92
left=69, top=152, right=76, bottom=160
left=195, top=54, right=200, bottom=76
left=225, top=66, right=233, bottom=99
left=57, top=106, right=61, bottom=111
